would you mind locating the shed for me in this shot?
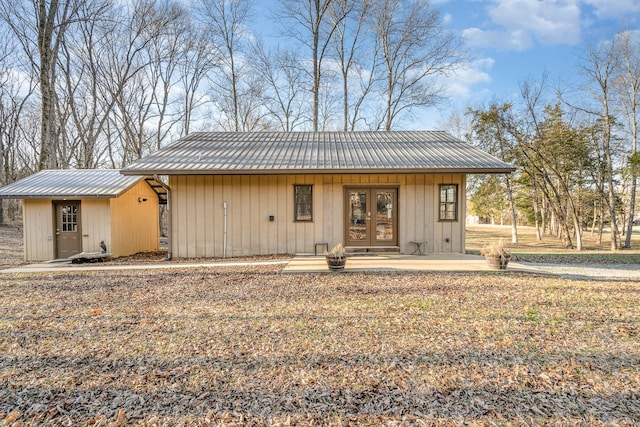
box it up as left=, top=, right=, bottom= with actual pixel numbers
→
left=121, top=131, right=514, bottom=258
left=0, top=169, right=164, bottom=261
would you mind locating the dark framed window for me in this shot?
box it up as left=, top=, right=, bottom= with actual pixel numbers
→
left=439, top=184, right=458, bottom=221
left=294, top=184, right=313, bottom=222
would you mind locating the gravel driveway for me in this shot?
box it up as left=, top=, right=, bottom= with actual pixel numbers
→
left=524, top=262, right=640, bottom=280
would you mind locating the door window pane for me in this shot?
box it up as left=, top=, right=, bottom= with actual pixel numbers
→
left=376, top=191, right=394, bottom=241
left=349, top=191, right=367, bottom=241
left=61, top=205, right=78, bottom=232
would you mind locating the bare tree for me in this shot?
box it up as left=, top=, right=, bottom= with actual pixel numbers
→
left=613, top=31, right=640, bottom=248
left=148, top=1, right=190, bottom=150
left=371, top=0, right=460, bottom=131
left=0, top=27, right=37, bottom=223
left=330, top=0, right=380, bottom=130
left=56, top=0, right=115, bottom=169
left=0, top=0, right=85, bottom=170
left=278, top=0, right=348, bottom=131
left=198, top=0, right=252, bottom=132
left=103, top=0, right=175, bottom=166
left=252, top=42, right=308, bottom=131
left=574, top=41, right=622, bottom=250
left=178, top=25, right=217, bottom=136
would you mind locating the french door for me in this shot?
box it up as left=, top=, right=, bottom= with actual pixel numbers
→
left=344, top=187, right=398, bottom=247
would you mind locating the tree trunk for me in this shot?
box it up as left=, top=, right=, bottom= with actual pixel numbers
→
left=625, top=173, right=637, bottom=248
left=532, top=187, right=541, bottom=241
left=505, top=174, right=518, bottom=243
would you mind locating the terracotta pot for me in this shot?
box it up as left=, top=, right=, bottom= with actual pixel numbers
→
left=485, top=254, right=511, bottom=270
left=326, top=255, right=346, bottom=271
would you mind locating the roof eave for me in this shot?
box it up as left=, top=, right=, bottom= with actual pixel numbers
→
left=0, top=194, right=121, bottom=200
left=121, top=167, right=516, bottom=176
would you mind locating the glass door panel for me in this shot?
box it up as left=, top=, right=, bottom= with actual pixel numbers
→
left=347, top=190, right=368, bottom=244
left=345, top=188, right=398, bottom=247
left=375, top=191, right=394, bottom=242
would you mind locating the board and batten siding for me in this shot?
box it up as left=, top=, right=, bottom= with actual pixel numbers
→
left=80, top=199, right=111, bottom=254
left=23, top=199, right=55, bottom=261
left=109, top=180, right=160, bottom=257
left=20, top=179, right=159, bottom=261
left=170, top=173, right=466, bottom=257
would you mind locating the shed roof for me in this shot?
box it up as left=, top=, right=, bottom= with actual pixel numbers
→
left=121, top=131, right=514, bottom=175
left=0, top=169, right=147, bottom=199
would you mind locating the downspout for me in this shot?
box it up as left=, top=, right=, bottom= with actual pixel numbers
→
left=154, top=174, right=172, bottom=260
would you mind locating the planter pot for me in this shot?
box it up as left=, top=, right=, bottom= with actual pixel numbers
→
left=326, top=255, right=347, bottom=271
left=485, top=254, right=511, bottom=270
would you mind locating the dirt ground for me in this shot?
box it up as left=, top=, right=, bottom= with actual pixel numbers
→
left=2, top=265, right=639, bottom=426
left=0, top=224, right=23, bottom=269
left=0, top=224, right=639, bottom=425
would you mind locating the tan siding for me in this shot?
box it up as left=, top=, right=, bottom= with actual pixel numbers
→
left=202, top=175, right=213, bottom=256
left=23, top=200, right=54, bottom=261
left=80, top=199, right=110, bottom=253
left=250, top=175, right=261, bottom=255
left=460, top=175, right=467, bottom=252
left=431, top=174, right=465, bottom=253
left=186, top=176, right=197, bottom=257
left=276, top=175, right=288, bottom=254
left=401, top=174, right=415, bottom=253
left=214, top=175, right=222, bottom=256
left=170, top=173, right=467, bottom=257
left=109, top=180, right=159, bottom=257
left=424, top=175, right=435, bottom=253
left=194, top=175, right=206, bottom=256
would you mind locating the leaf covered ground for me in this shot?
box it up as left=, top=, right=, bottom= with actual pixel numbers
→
left=1, top=266, right=638, bottom=426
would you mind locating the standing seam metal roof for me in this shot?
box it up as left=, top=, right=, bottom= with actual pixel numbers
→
left=120, top=131, right=515, bottom=175
left=0, top=169, right=145, bottom=199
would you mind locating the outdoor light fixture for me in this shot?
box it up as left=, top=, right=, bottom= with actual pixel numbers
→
left=138, top=197, right=148, bottom=203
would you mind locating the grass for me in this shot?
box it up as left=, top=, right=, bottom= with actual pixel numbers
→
left=1, top=265, right=639, bottom=426
left=466, top=224, right=640, bottom=264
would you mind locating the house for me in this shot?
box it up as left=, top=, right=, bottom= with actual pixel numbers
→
left=121, top=131, right=513, bottom=258
left=0, top=169, right=165, bottom=261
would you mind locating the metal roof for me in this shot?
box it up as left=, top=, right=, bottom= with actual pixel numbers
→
left=121, top=131, right=514, bottom=175
left=0, top=169, right=148, bottom=199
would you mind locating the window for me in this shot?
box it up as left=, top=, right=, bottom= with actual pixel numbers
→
left=439, top=184, right=458, bottom=221
left=61, top=205, right=78, bottom=231
left=294, top=184, right=313, bottom=221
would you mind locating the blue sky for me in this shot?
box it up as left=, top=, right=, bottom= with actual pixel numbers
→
left=252, top=0, right=640, bottom=129
left=431, top=0, right=640, bottom=124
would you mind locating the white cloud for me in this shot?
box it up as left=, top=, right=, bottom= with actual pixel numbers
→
left=462, top=0, right=583, bottom=50
left=489, top=0, right=582, bottom=44
left=441, top=57, right=495, bottom=97
left=583, top=0, right=640, bottom=20
left=463, top=27, right=533, bottom=51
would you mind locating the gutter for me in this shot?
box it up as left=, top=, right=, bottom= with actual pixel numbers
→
left=123, top=167, right=516, bottom=176
left=153, top=174, right=172, bottom=260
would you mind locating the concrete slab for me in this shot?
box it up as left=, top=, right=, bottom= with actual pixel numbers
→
left=0, top=259, right=290, bottom=274
left=283, top=253, right=544, bottom=274
left=1, top=253, right=543, bottom=275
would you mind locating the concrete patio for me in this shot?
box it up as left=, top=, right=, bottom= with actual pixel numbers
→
left=1, top=253, right=542, bottom=274
left=282, top=253, right=543, bottom=274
